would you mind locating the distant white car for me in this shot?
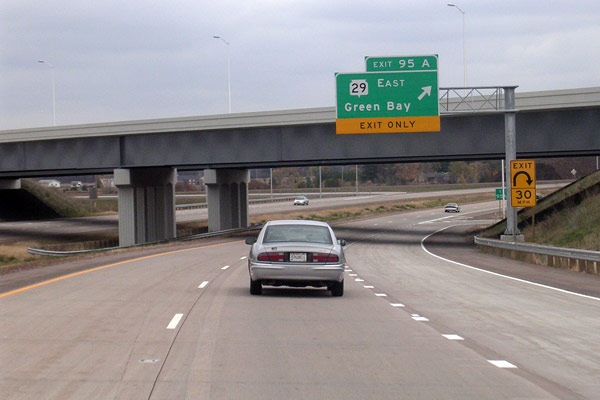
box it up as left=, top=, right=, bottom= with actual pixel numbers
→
left=293, top=195, right=309, bottom=206
left=444, top=203, right=460, bottom=213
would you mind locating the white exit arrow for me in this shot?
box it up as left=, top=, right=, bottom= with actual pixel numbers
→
left=417, top=86, right=432, bottom=101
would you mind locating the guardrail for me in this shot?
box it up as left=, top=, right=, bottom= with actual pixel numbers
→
left=176, top=196, right=297, bottom=210
left=27, top=225, right=263, bottom=257
left=474, top=237, right=600, bottom=262
left=474, top=236, right=600, bottom=275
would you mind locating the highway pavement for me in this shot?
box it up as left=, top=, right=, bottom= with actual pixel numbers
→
left=0, top=184, right=567, bottom=243
left=0, top=185, right=561, bottom=243
left=2, top=203, right=599, bottom=399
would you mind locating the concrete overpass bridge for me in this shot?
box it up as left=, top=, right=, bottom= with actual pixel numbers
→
left=1, top=87, right=599, bottom=246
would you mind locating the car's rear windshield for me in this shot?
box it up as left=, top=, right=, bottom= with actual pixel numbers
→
left=295, top=196, right=305, bottom=200
left=263, top=225, right=332, bottom=244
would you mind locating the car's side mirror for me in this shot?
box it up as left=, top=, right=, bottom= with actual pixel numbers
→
left=338, top=239, right=347, bottom=247
left=245, top=237, right=257, bottom=245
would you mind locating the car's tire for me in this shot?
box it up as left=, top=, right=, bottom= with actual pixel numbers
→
left=330, top=280, right=344, bottom=297
left=250, top=279, right=262, bottom=295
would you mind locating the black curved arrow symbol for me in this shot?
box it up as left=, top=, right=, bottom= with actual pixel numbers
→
left=513, top=170, right=533, bottom=186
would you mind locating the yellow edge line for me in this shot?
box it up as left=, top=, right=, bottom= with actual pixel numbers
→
left=0, top=241, right=238, bottom=299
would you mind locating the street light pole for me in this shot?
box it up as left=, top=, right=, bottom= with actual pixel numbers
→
left=38, top=60, right=56, bottom=126
left=447, top=3, right=467, bottom=86
left=213, top=35, right=231, bottom=113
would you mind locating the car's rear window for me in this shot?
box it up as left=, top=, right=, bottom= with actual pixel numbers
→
left=263, top=225, right=333, bottom=244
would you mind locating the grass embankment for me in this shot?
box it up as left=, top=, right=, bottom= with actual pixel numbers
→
left=20, top=179, right=93, bottom=217
left=480, top=171, right=600, bottom=251
left=520, top=190, right=600, bottom=251
left=0, top=192, right=495, bottom=273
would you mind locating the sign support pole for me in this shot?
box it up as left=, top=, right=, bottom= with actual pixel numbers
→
left=501, top=159, right=506, bottom=219
left=502, top=87, right=522, bottom=240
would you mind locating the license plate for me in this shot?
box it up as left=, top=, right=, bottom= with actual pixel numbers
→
left=289, top=252, right=307, bottom=262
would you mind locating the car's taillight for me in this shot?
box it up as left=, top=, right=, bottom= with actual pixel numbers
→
left=312, top=253, right=339, bottom=263
left=257, top=252, right=285, bottom=262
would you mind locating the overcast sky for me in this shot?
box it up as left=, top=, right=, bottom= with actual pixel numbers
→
left=1, top=0, right=599, bottom=130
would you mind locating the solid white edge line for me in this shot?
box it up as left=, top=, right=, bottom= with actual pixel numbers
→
left=420, top=226, right=600, bottom=303
left=198, top=281, right=209, bottom=289
left=167, top=313, right=184, bottom=330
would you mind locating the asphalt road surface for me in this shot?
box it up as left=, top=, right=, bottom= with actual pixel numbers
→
left=1, top=202, right=599, bottom=399
left=0, top=184, right=563, bottom=243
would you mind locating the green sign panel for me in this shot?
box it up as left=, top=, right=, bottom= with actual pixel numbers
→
left=335, top=71, right=439, bottom=134
left=365, top=55, right=438, bottom=72
left=495, top=188, right=507, bottom=200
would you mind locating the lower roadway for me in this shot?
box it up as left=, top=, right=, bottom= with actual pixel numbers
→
left=0, top=184, right=564, bottom=243
left=1, top=202, right=599, bottom=399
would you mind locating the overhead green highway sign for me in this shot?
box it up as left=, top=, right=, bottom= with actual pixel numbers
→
left=365, top=55, right=438, bottom=72
left=335, top=69, right=439, bottom=134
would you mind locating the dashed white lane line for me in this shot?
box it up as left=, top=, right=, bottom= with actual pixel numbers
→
left=443, top=334, right=464, bottom=340
left=349, top=273, right=357, bottom=277
left=364, top=285, right=374, bottom=289
left=355, top=278, right=364, bottom=282
left=167, top=313, right=184, bottom=330
left=221, top=265, right=230, bottom=270
left=421, top=226, right=600, bottom=303
left=198, top=281, right=209, bottom=289
left=375, top=293, right=387, bottom=297
left=411, top=314, right=429, bottom=321
left=488, top=360, right=518, bottom=369
left=390, top=303, right=405, bottom=307
left=240, top=256, right=247, bottom=260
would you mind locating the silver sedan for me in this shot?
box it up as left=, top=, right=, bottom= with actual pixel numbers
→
left=245, top=220, right=346, bottom=296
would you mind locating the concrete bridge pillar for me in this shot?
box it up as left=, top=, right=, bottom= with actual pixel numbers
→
left=204, top=169, right=250, bottom=232
left=0, top=179, right=21, bottom=189
left=114, top=168, right=176, bottom=247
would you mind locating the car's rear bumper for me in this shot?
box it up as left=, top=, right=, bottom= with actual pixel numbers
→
left=249, top=261, right=344, bottom=283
